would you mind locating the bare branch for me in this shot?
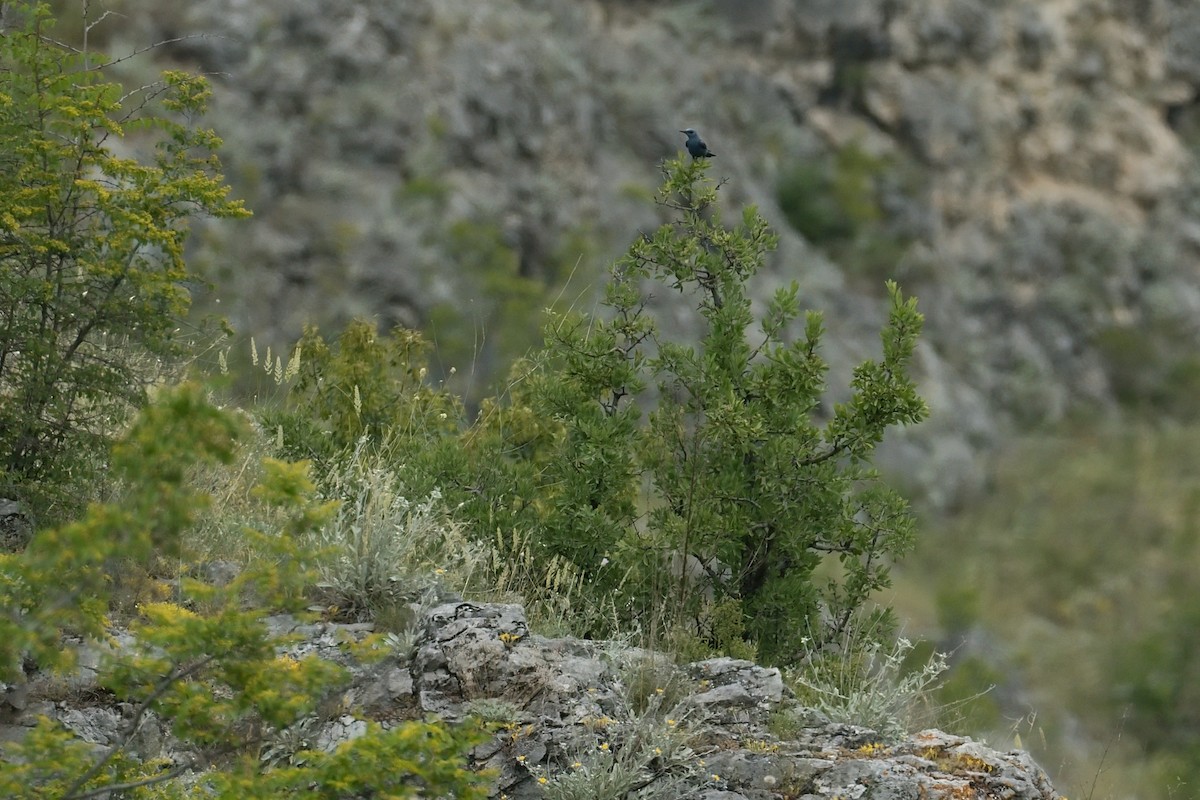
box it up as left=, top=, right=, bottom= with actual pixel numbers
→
left=797, top=437, right=847, bottom=468
left=67, top=761, right=197, bottom=800
left=62, top=654, right=217, bottom=799
left=90, top=34, right=233, bottom=73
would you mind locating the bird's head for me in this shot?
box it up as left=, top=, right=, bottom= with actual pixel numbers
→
left=680, top=128, right=696, bottom=136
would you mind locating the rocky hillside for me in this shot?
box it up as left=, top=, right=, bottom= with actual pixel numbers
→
left=105, top=0, right=1200, bottom=505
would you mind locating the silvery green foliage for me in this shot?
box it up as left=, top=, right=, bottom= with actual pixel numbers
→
left=790, top=634, right=949, bottom=742
left=314, top=438, right=485, bottom=617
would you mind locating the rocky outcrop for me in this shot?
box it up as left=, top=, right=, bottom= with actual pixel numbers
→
left=0, top=498, right=33, bottom=553
left=1, top=601, right=1063, bottom=799
left=411, top=601, right=1062, bottom=799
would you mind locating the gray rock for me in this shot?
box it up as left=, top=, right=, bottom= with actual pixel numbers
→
left=0, top=498, right=33, bottom=553
left=913, top=0, right=999, bottom=65
left=314, top=714, right=369, bottom=751
left=703, top=750, right=801, bottom=794
left=413, top=602, right=621, bottom=724
left=198, top=560, right=241, bottom=587
left=1166, top=5, right=1200, bottom=84
left=1, top=681, right=28, bottom=713
left=686, top=658, right=785, bottom=726
left=1015, top=6, right=1056, bottom=69
left=59, top=707, right=121, bottom=746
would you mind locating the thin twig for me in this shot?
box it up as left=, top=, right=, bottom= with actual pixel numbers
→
left=1086, top=708, right=1126, bottom=800
left=62, top=654, right=217, bottom=799
left=70, top=761, right=197, bottom=800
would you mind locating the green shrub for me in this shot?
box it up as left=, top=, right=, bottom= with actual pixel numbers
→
left=777, top=161, right=855, bottom=244
left=263, top=319, right=462, bottom=466
left=777, top=142, right=887, bottom=244
left=520, top=157, right=927, bottom=662
left=666, top=598, right=759, bottom=664
left=776, top=143, right=919, bottom=288
left=0, top=1, right=248, bottom=520
left=246, top=322, right=598, bottom=635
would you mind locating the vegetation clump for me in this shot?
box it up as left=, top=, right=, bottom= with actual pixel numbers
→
left=265, top=156, right=927, bottom=664
left=0, top=2, right=931, bottom=794
left=448, top=156, right=926, bottom=663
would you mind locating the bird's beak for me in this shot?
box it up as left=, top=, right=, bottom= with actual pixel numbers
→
left=679, top=130, right=687, bottom=133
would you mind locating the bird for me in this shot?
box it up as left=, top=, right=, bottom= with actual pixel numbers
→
left=680, top=128, right=715, bottom=159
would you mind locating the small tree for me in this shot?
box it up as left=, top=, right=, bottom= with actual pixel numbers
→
left=0, top=1, right=248, bottom=515
left=530, top=157, right=927, bottom=663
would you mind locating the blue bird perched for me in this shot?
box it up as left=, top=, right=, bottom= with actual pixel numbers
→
left=680, top=128, right=715, bottom=159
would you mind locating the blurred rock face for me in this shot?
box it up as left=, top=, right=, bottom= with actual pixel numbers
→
left=116, top=0, right=1200, bottom=506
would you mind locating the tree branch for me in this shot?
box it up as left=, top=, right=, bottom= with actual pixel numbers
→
left=63, top=654, right=217, bottom=800
left=69, top=761, right=198, bottom=800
